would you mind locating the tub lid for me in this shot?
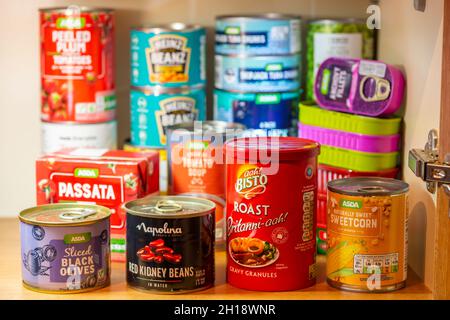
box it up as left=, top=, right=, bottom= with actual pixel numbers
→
left=124, top=196, right=216, bottom=218
left=225, top=137, right=320, bottom=161
left=328, top=177, right=409, bottom=196
left=19, top=204, right=111, bottom=226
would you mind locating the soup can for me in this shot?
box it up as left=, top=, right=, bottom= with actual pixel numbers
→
left=215, top=14, right=301, bottom=55
left=130, top=23, right=206, bottom=87
left=130, top=86, right=206, bottom=148
left=40, top=7, right=116, bottom=123
left=225, top=137, right=320, bottom=291
left=306, top=18, right=375, bottom=100
left=41, top=120, right=117, bottom=154
left=124, top=195, right=215, bottom=293
left=19, top=203, right=111, bottom=293
left=214, top=89, right=299, bottom=137
left=215, top=54, right=300, bottom=92
left=167, top=121, right=245, bottom=246
left=326, top=177, right=409, bottom=292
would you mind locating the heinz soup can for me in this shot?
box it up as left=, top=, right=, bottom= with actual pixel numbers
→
left=225, top=137, right=320, bottom=291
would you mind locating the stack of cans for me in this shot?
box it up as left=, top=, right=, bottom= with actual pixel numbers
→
left=40, top=7, right=117, bottom=154
left=214, top=14, right=302, bottom=137
left=128, top=23, right=207, bottom=192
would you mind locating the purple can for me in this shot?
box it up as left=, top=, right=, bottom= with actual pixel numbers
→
left=19, top=204, right=111, bottom=293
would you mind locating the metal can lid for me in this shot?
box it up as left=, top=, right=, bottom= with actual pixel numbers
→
left=19, top=204, right=111, bottom=226
left=167, top=121, right=246, bottom=135
left=39, top=7, right=114, bottom=14
left=308, top=18, right=366, bottom=25
left=132, top=23, right=204, bottom=34
left=124, top=196, right=215, bottom=219
left=131, top=84, right=205, bottom=95
left=216, top=13, right=301, bottom=21
left=328, top=177, right=409, bottom=196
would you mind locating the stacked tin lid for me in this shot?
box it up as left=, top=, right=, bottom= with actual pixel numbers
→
left=214, top=14, right=301, bottom=137
left=39, top=6, right=117, bottom=154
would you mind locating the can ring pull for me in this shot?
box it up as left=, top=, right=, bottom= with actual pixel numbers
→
left=59, top=209, right=97, bottom=221
left=357, top=186, right=388, bottom=193
left=155, top=200, right=183, bottom=213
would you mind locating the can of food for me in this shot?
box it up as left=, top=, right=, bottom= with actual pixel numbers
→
left=225, top=137, right=320, bottom=291
left=40, top=7, right=116, bottom=123
left=215, top=54, right=300, bottom=92
left=130, top=86, right=206, bottom=148
left=123, top=140, right=168, bottom=194
left=214, top=89, right=299, bottom=137
left=215, top=14, right=301, bottom=55
left=124, top=195, right=215, bottom=293
left=41, top=120, right=117, bottom=154
left=326, top=177, right=409, bottom=292
left=130, top=23, right=206, bottom=87
left=19, top=203, right=111, bottom=293
left=306, top=19, right=375, bottom=100
left=167, top=121, right=245, bottom=246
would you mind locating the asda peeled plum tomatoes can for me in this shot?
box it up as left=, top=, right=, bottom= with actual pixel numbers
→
left=225, top=137, right=320, bottom=291
left=124, top=195, right=215, bottom=293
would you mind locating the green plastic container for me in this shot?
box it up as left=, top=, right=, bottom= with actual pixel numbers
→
left=299, top=101, right=402, bottom=136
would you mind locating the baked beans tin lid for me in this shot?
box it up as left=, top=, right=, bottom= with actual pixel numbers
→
left=19, top=203, right=111, bottom=226
left=132, top=22, right=204, bottom=34
left=225, top=137, right=320, bottom=161
left=124, top=196, right=215, bottom=219
left=328, top=177, right=409, bottom=196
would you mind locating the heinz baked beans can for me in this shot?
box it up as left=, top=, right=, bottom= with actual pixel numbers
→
left=40, top=6, right=116, bottom=123
left=130, top=23, right=206, bottom=87
left=167, top=121, right=245, bottom=247
left=19, top=203, right=111, bottom=293
left=225, top=137, right=320, bottom=291
left=124, top=195, right=215, bottom=293
left=326, top=177, right=409, bottom=292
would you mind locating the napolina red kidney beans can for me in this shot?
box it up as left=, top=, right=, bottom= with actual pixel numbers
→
left=124, top=196, right=215, bottom=293
left=19, top=203, right=111, bottom=293
left=225, top=137, right=320, bottom=291
left=40, top=6, right=115, bottom=123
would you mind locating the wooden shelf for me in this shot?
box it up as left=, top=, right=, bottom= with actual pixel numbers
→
left=0, top=218, right=431, bottom=300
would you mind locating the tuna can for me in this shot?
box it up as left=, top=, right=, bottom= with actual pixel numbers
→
left=19, top=203, right=111, bottom=293
left=130, top=86, right=206, bottom=148
left=215, top=54, right=300, bottom=92
left=225, top=137, right=320, bottom=291
left=215, top=14, right=301, bottom=55
left=167, top=121, right=245, bottom=246
left=124, top=195, right=215, bottom=293
left=214, top=89, right=299, bottom=137
left=326, top=177, right=409, bottom=292
left=130, top=23, right=206, bottom=87
left=40, top=7, right=116, bottom=123
left=41, top=120, right=117, bottom=154
left=306, top=18, right=375, bottom=100
left=123, top=140, right=168, bottom=194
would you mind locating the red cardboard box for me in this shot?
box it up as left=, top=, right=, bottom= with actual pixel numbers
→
left=36, top=148, right=159, bottom=261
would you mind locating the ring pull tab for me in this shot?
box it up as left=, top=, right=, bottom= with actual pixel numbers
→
left=155, top=200, right=183, bottom=213
left=357, top=186, right=388, bottom=193
left=65, top=4, right=81, bottom=18
left=59, top=209, right=97, bottom=221
left=359, top=76, right=391, bottom=102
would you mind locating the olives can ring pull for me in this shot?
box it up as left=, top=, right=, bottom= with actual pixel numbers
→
left=155, top=200, right=183, bottom=213
left=59, top=209, right=97, bottom=221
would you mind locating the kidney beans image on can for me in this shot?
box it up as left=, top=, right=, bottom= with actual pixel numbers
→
left=124, top=195, right=215, bottom=293
left=19, top=203, right=111, bottom=293
left=225, top=137, right=320, bottom=291
left=40, top=7, right=116, bottom=123
left=326, top=177, right=409, bottom=292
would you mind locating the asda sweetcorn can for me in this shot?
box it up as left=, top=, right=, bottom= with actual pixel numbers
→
left=326, top=177, right=409, bottom=292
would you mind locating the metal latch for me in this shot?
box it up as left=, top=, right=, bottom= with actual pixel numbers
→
left=408, top=129, right=450, bottom=193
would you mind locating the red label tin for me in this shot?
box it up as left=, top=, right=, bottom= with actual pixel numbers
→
left=225, top=137, right=320, bottom=291
left=40, top=7, right=115, bottom=123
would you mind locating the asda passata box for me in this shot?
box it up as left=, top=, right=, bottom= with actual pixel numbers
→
left=36, top=148, right=159, bottom=262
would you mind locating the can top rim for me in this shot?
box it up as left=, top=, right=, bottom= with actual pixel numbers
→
left=39, top=7, right=114, bottom=13
left=308, top=18, right=366, bottom=25
left=216, top=13, right=301, bottom=20
left=132, top=23, right=204, bottom=33
left=167, top=121, right=246, bottom=135
left=124, top=196, right=215, bottom=218
left=328, top=177, right=409, bottom=196
left=131, top=84, right=205, bottom=95
left=19, top=204, right=111, bottom=226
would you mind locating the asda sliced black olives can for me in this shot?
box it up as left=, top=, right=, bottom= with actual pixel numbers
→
left=124, top=195, right=215, bottom=293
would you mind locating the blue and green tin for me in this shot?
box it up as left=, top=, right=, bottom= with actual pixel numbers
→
left=130, top=23, right=206, bottom=88
left=131, top=86, right=206, bottom=147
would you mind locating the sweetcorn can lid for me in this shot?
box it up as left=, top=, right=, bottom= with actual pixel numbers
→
left=19, top=203, right=111, bottom=226
left=124, top=195, right=216, bottom=219
left=328, top=177, right=409, bottom=196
